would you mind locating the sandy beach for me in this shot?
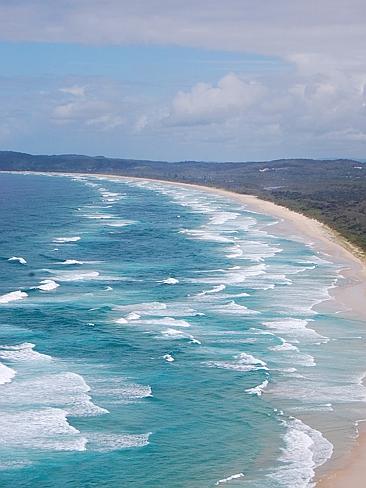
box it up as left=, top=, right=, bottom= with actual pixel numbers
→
left=12, top=171, right=366, bottom=486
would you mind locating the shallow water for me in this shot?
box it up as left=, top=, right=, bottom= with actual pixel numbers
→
left=0, top=172, right=365, bottom=487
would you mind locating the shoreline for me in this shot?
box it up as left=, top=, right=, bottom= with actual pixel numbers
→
left=4, top=170, right=366, bottom=486
left=103, top=174, right=366, bottom=317
left=97, top=174, right=366, bottom=487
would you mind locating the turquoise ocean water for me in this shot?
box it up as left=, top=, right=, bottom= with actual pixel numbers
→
left=0, top=172, right=366, bottom=487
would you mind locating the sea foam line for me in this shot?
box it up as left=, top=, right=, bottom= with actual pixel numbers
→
left=0, top=342, right=52, bottom=362
left=37, top=279, right=60, bottom=291
left=0, top=290, right=28, bottom=304
left=205, top=352, right=268, bottom=372
left=53, top=236, right=81, bottom=243
left=215, top=473, right=245, bottom=485
left=245, top=378, right=269, bottom=396
left=268, top=418, right=333, bottom=488
left=0, top=362, right=16, bottom=385
left=86, top=432, right=151, bottom=452
left=0, top=408, right=88, bottom=452
left=8, top=256, right=27, bottom=265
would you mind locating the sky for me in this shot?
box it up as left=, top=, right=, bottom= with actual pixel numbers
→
left=0, top=0, right=366, bottom=161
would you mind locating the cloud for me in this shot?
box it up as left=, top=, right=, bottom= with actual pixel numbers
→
left=59, top=85, right=86, bottom=97
left=52, top=100, right=125, bottom=132
left=0, top=0, right=365, bottom=68
left=51, top=81, right=133, bottom=131
left=165, top=73, right=265, bottom=126
left=0, top=1, right=366, bottom=160
left=86, top=114, right=124, bottom=130
left=53, top=99, right=110, bottom=122
left=128, top=61, right=366, bottom=160
left=134, top=114, right=148, bottom=131
left=0, top=64, right=365, bottom=161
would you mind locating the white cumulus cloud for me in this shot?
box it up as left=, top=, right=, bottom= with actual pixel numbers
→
left=166, top=73, right=265, bottom=126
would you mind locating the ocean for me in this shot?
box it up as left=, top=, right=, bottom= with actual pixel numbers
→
left=0, top=172, right=366, bottom=488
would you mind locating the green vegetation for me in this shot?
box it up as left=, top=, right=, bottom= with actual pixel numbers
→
left=0, top=151, right=365, bottom=252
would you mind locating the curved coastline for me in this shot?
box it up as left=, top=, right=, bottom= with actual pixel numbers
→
left=100, top=174, right=366, bottom=317
left=96, top=174, right=366, bottom=488
left=4, top=170, right=366, bottom=486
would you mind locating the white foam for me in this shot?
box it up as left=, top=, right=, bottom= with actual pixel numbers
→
left=84, top=213, right=114, bottom=219
left=290, top=404, right=334, bottom=413
left=0, top=408, right=87, bottom=451
left=0, top=371, right=108, bottom=417
left=268, top=418, right=333, bottom=488
left=98, top=190, right=126, bottom=204
left=270, top=374, right=366, bottom=403
left=61, top=259, right=83, bottom=265
left=179, top=228, right=234, bottom=243
left=161, top=328, right=186, bottom=338
left=269, top=339, right=299, bottom=352
left=125, top=312, right=141, bottom=320
left=116, top=301, right=167, bottom=314
left=237, top=352, right=267, bottom=368
left=163, top=354, right=175, bottom=362
left=215, top=473, right=245, bottom=485
left=210, top=211, right=239, bottom=225
left=161, top=277, right=179, bottom=285
left=270, top=277, right=336, bottom=316
left=125, top=384, right=153, bottom=398
left=161, top=328, right=201, bottom=344
left=298, top=256, right=331, bottom=266
left=115, top=302, right=197, bottom=317
left=115, top=317, right=129, bottom=324
left=0, top=460, right=33, bottom=470
left=138, top=317, right=191, bottom=328
left=269, top=338, right=316, bottom=366
left=262, top=318, right=326, bottom=342
left=245, top=379, right=269, bottom=396
left=38, top=279, right=60, bottom=291
left=226, top=240, right=281, bottom=262
left=206, top=352, right=268, bottom=372
left=87, top=432, right=150, bottom=452
left=94, top=378, right=153, bottom=403
left=281, top=367, right=298, bottom=373
left=106, top=219, right=137, bottom=227
left=101, top=383, right=152, bottom=401
left=8, top=256, right=27, bottom=265
left=192, top=263, right=267, bottom=286
left=53, top=236, right=81, bottom=243
left=0, top=343, right=52, bottom=362
left=0, top=290, right=28, bottom=304
left=210, top=301, right=259, bottom=315
left=52, top=271, right=100, bottom=282
left=197, top=284, right=226, bottom=296
left=226, top=245, right=244, bottom=259
left=0, top=363, right=16, bottom=385
left=100, top=191, right=121, bottom=198
left=224, top=292, right=251, bottom=298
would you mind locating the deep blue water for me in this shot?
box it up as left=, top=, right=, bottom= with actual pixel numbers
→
left=0, top=173, right=366, bottom=488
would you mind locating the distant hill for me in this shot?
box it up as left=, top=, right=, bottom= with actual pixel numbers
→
left=0, top=150, right=365, bottom=253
